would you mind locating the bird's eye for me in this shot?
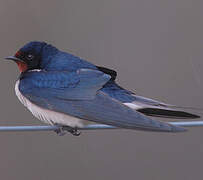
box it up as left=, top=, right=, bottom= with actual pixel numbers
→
left=26, top=54, right=34, bottom=60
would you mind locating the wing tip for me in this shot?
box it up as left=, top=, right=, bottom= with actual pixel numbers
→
left=165, top=124, right=187, bottom=133
left=120, top=120, right=187, bottom=133
left=146, top=123, right=187, bottom=133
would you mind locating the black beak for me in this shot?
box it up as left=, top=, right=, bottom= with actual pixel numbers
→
left=4, top=56, right=24, bottom=62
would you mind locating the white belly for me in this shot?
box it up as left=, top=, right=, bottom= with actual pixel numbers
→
left=15, top=80, right=85, bottom=127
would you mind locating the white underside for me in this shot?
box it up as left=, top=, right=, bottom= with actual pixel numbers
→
left=15, top=80, right=85, bottom=127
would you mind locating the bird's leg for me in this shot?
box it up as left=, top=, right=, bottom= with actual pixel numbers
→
left=62, top=126, right=81, bottom=136
left=54, top=126, right=67, bottom=136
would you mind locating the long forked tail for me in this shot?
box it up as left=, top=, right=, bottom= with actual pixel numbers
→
left=125, top=95, right=201, bottom=119
left=102, top=81, right=201, bottom=119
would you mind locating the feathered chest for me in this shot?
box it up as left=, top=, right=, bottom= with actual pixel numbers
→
left=15, top=80, right=85, bottom=127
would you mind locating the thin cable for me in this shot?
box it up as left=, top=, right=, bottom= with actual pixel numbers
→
left=0, top=121, right=202, bottom=132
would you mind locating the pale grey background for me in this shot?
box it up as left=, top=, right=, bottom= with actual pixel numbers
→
left=0, top=0, right=203, bottom=179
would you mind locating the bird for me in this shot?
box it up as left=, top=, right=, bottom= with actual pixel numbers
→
left=5, top=41, right=200, bottom=135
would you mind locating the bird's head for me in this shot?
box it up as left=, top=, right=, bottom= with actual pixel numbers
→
left=5, top=41, right=58, bottom=72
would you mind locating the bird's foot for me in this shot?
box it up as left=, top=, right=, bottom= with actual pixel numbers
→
left=63, top=126, right=81, bottom=136
left=54, top=124, right=81, bottom=136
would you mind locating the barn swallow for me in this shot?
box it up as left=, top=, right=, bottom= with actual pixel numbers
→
left=5, top=41, right=200, bottom=135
